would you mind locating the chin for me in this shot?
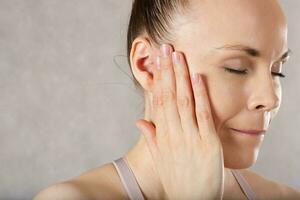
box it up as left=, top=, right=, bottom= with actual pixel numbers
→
left=223, top=146, right=260, bottom=169
left=218, top=127, right=263, bottom=169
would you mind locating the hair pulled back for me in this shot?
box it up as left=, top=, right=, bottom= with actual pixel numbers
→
left=126, top=0, right=189, bottom=88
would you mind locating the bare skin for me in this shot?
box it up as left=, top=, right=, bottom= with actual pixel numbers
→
left=34, top=0, right=300, bottom=199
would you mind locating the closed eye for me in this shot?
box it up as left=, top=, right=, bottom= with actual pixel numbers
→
left=224, top=67, right=286, bottom=78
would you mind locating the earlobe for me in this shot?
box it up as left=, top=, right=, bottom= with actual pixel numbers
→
left=130, top=37, right=155, bottom=92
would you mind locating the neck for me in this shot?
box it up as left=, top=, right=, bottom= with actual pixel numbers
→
left=124, top=136, right=167, bottom=199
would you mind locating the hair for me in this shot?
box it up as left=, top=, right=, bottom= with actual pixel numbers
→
left=126, top=0, right=190, bottom=91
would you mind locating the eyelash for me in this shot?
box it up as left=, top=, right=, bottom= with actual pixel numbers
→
left=224, top=67, right=286, bottom=78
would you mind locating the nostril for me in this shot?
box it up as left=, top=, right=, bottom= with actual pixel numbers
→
left=256, top=105, right=264, bottom=110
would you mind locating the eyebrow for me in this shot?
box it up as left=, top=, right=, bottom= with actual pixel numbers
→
left=214, top=44, right=292, bottom=62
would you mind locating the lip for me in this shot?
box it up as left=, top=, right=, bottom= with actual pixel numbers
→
left=230, top=128, right=266, bottom=135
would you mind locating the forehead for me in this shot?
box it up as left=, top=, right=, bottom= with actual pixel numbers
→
left=176, top=0, right=288, bottom=59
left=186, top=0, right=287, bottom=25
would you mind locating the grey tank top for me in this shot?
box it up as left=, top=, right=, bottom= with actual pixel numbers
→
left=112, top=157, right=257, bottom=200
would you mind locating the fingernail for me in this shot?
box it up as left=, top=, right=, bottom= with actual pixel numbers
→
left=192, top=73, right=200, bottom=84
left=161, top=44, right=171, bottom=57
left=156, top=56, right=160, bottom=69
left=172, top=52, right=180, bottom=64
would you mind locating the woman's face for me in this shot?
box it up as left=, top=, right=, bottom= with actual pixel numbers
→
left=169, top=0, right=289, bottom=168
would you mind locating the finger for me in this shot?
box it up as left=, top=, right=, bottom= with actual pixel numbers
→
left=191, top=74, right=216, bottom=138
left=159, top=44, right=183, bottom=135
left=135, top=119, right=159, bottom=157
left=172, top=52, right=199, bottom=135
left=152, top=54, right=168, bottom=139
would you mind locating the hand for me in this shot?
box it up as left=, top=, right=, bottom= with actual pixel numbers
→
left=135, top=44, right=224, bottom=200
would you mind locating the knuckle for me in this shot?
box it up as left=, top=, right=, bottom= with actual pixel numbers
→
left=173, top=65, right=183, bottom=78
left=177, top=96, right=191, bottom=108
left=153, top=94, right=164, bottom=107
left=154, top=71, right=162, bottom=82
left=161, top=58, right=172, bottom=70
left=162, top=89, right=176, bottom=102
left=161, top=63, right=169, bottom=70
left=194, top=87, right=204, bottom=97
left=200, top=109, right=211, bottom=121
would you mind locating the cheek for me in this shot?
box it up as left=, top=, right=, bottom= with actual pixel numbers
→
left=206, top=74, right=246, bottom=130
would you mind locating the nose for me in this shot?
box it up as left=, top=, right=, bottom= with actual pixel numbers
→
left=248, top=73, right=281, bottom=112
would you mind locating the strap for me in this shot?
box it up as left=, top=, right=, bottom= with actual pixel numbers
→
left=231, top=169, right=257, bottom=200
left=112, top=158, right=256, bottom=200
left=112, top=157, right=145, bottom=200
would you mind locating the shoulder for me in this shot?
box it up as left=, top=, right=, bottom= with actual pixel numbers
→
left=33, top=181, right=88, bottom=200
left=33, top=162, right=129, bottom=200
left=239, top=169, right=300, bottom=199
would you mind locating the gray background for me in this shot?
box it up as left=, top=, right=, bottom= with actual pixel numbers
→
left=0, top=0, right=299, bottom=199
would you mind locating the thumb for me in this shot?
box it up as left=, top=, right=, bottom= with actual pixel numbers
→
left=135, top=119, right=157, bottom=148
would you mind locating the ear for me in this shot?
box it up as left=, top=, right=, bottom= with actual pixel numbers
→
left=130, top=37, right=157, bottom=92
